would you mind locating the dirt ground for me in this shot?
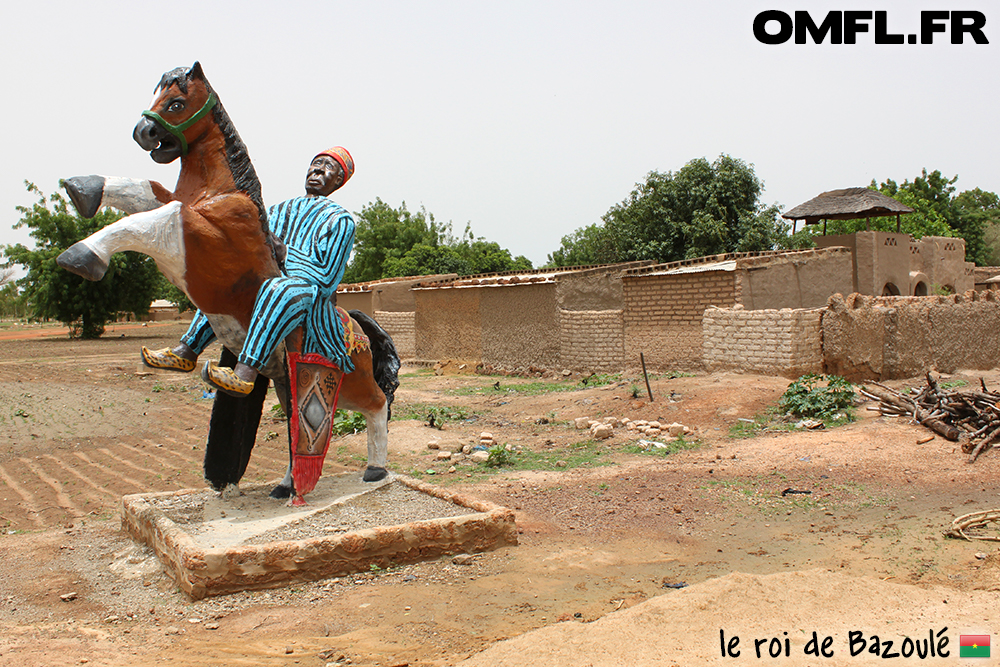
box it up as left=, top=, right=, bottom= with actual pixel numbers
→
left=1, top=320, right=999, bottom=666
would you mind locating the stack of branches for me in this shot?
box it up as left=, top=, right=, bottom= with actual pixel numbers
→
left=859, top=372, right=1000, bottom=463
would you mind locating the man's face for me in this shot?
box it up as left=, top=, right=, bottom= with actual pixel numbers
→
left=305, top=155, right=345, bottom=197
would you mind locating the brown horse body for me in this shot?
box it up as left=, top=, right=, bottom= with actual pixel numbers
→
left=57, top=63, right=397, bottom=502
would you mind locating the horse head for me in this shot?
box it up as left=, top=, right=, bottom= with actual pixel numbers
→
left=134, top=62, right=218, bottom=164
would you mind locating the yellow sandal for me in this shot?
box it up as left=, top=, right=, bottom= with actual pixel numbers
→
left=201, top=361, right=254, bottom=397
left=141, top=346, right=196, bottom=372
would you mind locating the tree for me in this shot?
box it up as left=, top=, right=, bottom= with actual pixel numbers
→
left=548, top=155, right=788, bottom=266
left=344, top=199, right=531, bottom=282
left=3, top=182, right=161, bottom=338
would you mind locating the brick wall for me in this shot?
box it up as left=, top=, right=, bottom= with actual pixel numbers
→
left=558, top=309, right=625, bottom=373
left=823, top=291, right=1000, bottom=381
left=374, top=311, right=415, bottom=360
left=623, top=271, right=735, bottom=370
left=702, top=307, right=823, bottom=378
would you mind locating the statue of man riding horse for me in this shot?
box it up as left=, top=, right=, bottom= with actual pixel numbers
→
left=57, top=63, right=399, bottom=505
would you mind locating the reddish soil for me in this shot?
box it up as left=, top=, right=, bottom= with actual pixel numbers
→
left=1, top=321, right=999, bottom=666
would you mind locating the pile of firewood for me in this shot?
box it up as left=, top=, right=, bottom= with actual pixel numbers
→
left=859, top=373, right=1000, bottom=463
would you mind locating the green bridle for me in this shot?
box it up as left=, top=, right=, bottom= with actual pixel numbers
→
left=141, top=93, right=218, bottom=156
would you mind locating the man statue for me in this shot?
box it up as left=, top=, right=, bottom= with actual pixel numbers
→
left=141, top=146, right=356, bottom=396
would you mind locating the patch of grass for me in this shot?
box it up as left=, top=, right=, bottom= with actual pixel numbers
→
left=940, top=378, right=968, bottom=389
left=501, top=439, right=615, bottom=472
left=728, top=408, right=796, bottom=439
left=396, top=402, right=478, bottom=425
left=622, top=435, right=702, bottom=457
left=449, top=374, right=619, bottom=397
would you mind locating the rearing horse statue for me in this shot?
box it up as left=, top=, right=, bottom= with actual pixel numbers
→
left=57, top=63, right=399, bottom=504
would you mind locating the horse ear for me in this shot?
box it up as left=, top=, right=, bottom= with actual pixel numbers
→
left=189, top=61, right=205, bottom=81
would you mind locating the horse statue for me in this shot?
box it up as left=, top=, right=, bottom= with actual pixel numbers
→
left=56, top=62, right=399, bottom=505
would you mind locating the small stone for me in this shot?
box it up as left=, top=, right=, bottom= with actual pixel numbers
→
left=644, top=428, right=661, bottom=437
left=480, top=431, right=494, bottom=441
left=592, top=424, right=613, bottom=439
left=625, top=422, right=638, bottom=431
left=452, top=554, right=475, bottom=565
left=975, top=552, right=988, bottom=560
left=285, top=646, right=295, bottom=654
left=462, top=444, right=473, bottom=454
left=205, top=622, right=220, bottom=630
left=667, top=422, right=686, bottom=436
left=574, top=417, right=591, bottom=430
left=436, top=451, right=452, bottom=461
left=555, top=460, right=567, bottom=468
left=165, top=626, right=181, bottom=636
left=60, top=592, right=79, bottom=602
left=470, top=451, right=489, bottom=463
left=104, top=615, right=120, bottom=623
left=673, top=506, right=683, bottom=514
left=562, top=369, right=572, bottom=376
left=427, top=441, right=440, bottom=450
left=447, top=466, right=456, bottom=473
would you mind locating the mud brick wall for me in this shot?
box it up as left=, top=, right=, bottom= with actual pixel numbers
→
left=623, top=271, right=735, bottom=371
left=702, top=307, right=823, bottom=378
left=558, top=309, right=625, bottom=373
left=481, top=284, right=560, bottom=370
left=374, top=311, right=415, bottom=360
left=413, top=288, right=483, bottom=364
left=822, top=291, right=1000, bottom=381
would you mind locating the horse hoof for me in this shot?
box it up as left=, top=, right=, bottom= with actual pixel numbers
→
left=290, top=495, right=308, bottom=507
left=62, top=175, right=105, bottom=219
left=57, top=242, right=108, bottom=282
left=269, top=483, right=293, bottom=499
left=363, top=466, right=388, bottom=482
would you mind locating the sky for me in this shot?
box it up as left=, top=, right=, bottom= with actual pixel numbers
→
left=1, top=0, right=996, bottom=270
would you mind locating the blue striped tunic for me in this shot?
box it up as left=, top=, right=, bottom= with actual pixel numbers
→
left=181, top=196, right=356, bottom=373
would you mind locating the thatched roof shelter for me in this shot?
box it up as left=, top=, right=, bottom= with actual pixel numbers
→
left=782, top=187, right=914, bottom=234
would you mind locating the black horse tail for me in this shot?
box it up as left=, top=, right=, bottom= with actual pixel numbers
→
left=349, top=310, right=400, bottom=420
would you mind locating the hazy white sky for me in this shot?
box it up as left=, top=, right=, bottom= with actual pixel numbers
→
left=1, top=0, right=996, bottom=267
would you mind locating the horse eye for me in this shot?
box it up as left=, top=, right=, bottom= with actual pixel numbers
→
left=167, top=101, right=185, bottom=113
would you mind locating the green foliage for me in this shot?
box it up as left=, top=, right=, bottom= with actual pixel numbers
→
left=484, top=443, right=515, bottom=468
left=154, top=273, right=194, bottom=312
left=548, top=155, right=788, bottom=267
left=2, top=182, right=160, bottom=338
left=0, top=271, right=27, bottom=320
left=343, top=199, right=531, bottom=283
left=331, top=410, right=367, bottom=436
left=778, top=374, right=856, bottom=420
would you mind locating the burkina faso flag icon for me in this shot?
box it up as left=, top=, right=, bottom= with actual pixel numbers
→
left=960, top=635, right=990, bottom=658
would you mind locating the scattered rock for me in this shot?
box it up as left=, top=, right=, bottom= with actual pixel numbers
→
left=59, top=592, right=78, bottom=602
left=164, top=626, right=181, bottom=636
left=436, top=451, right=452, bottom=461
left=426, top=441, right=440, bottom=450
left=452, top=554, right=476, bottom=565
left=591, top=424, right=613, bottom=439
left=574, top=417, right=591, bottom=430
left=205, top=622, right=220, bottom=630
left=470, top=451, right=489, bottom=463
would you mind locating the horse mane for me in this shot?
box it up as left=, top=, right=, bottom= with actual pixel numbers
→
left=161, top=64, right=270, bottom=237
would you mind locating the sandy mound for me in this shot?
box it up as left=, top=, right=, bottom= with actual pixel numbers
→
left=457, top=568, right=998, bottom=666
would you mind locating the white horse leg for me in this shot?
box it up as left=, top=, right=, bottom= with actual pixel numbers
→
left=57, top=201, right=188, bottom=290
left=63, top=175, right=164, bottom=218
left=363, top=402, right=389, bottom=481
